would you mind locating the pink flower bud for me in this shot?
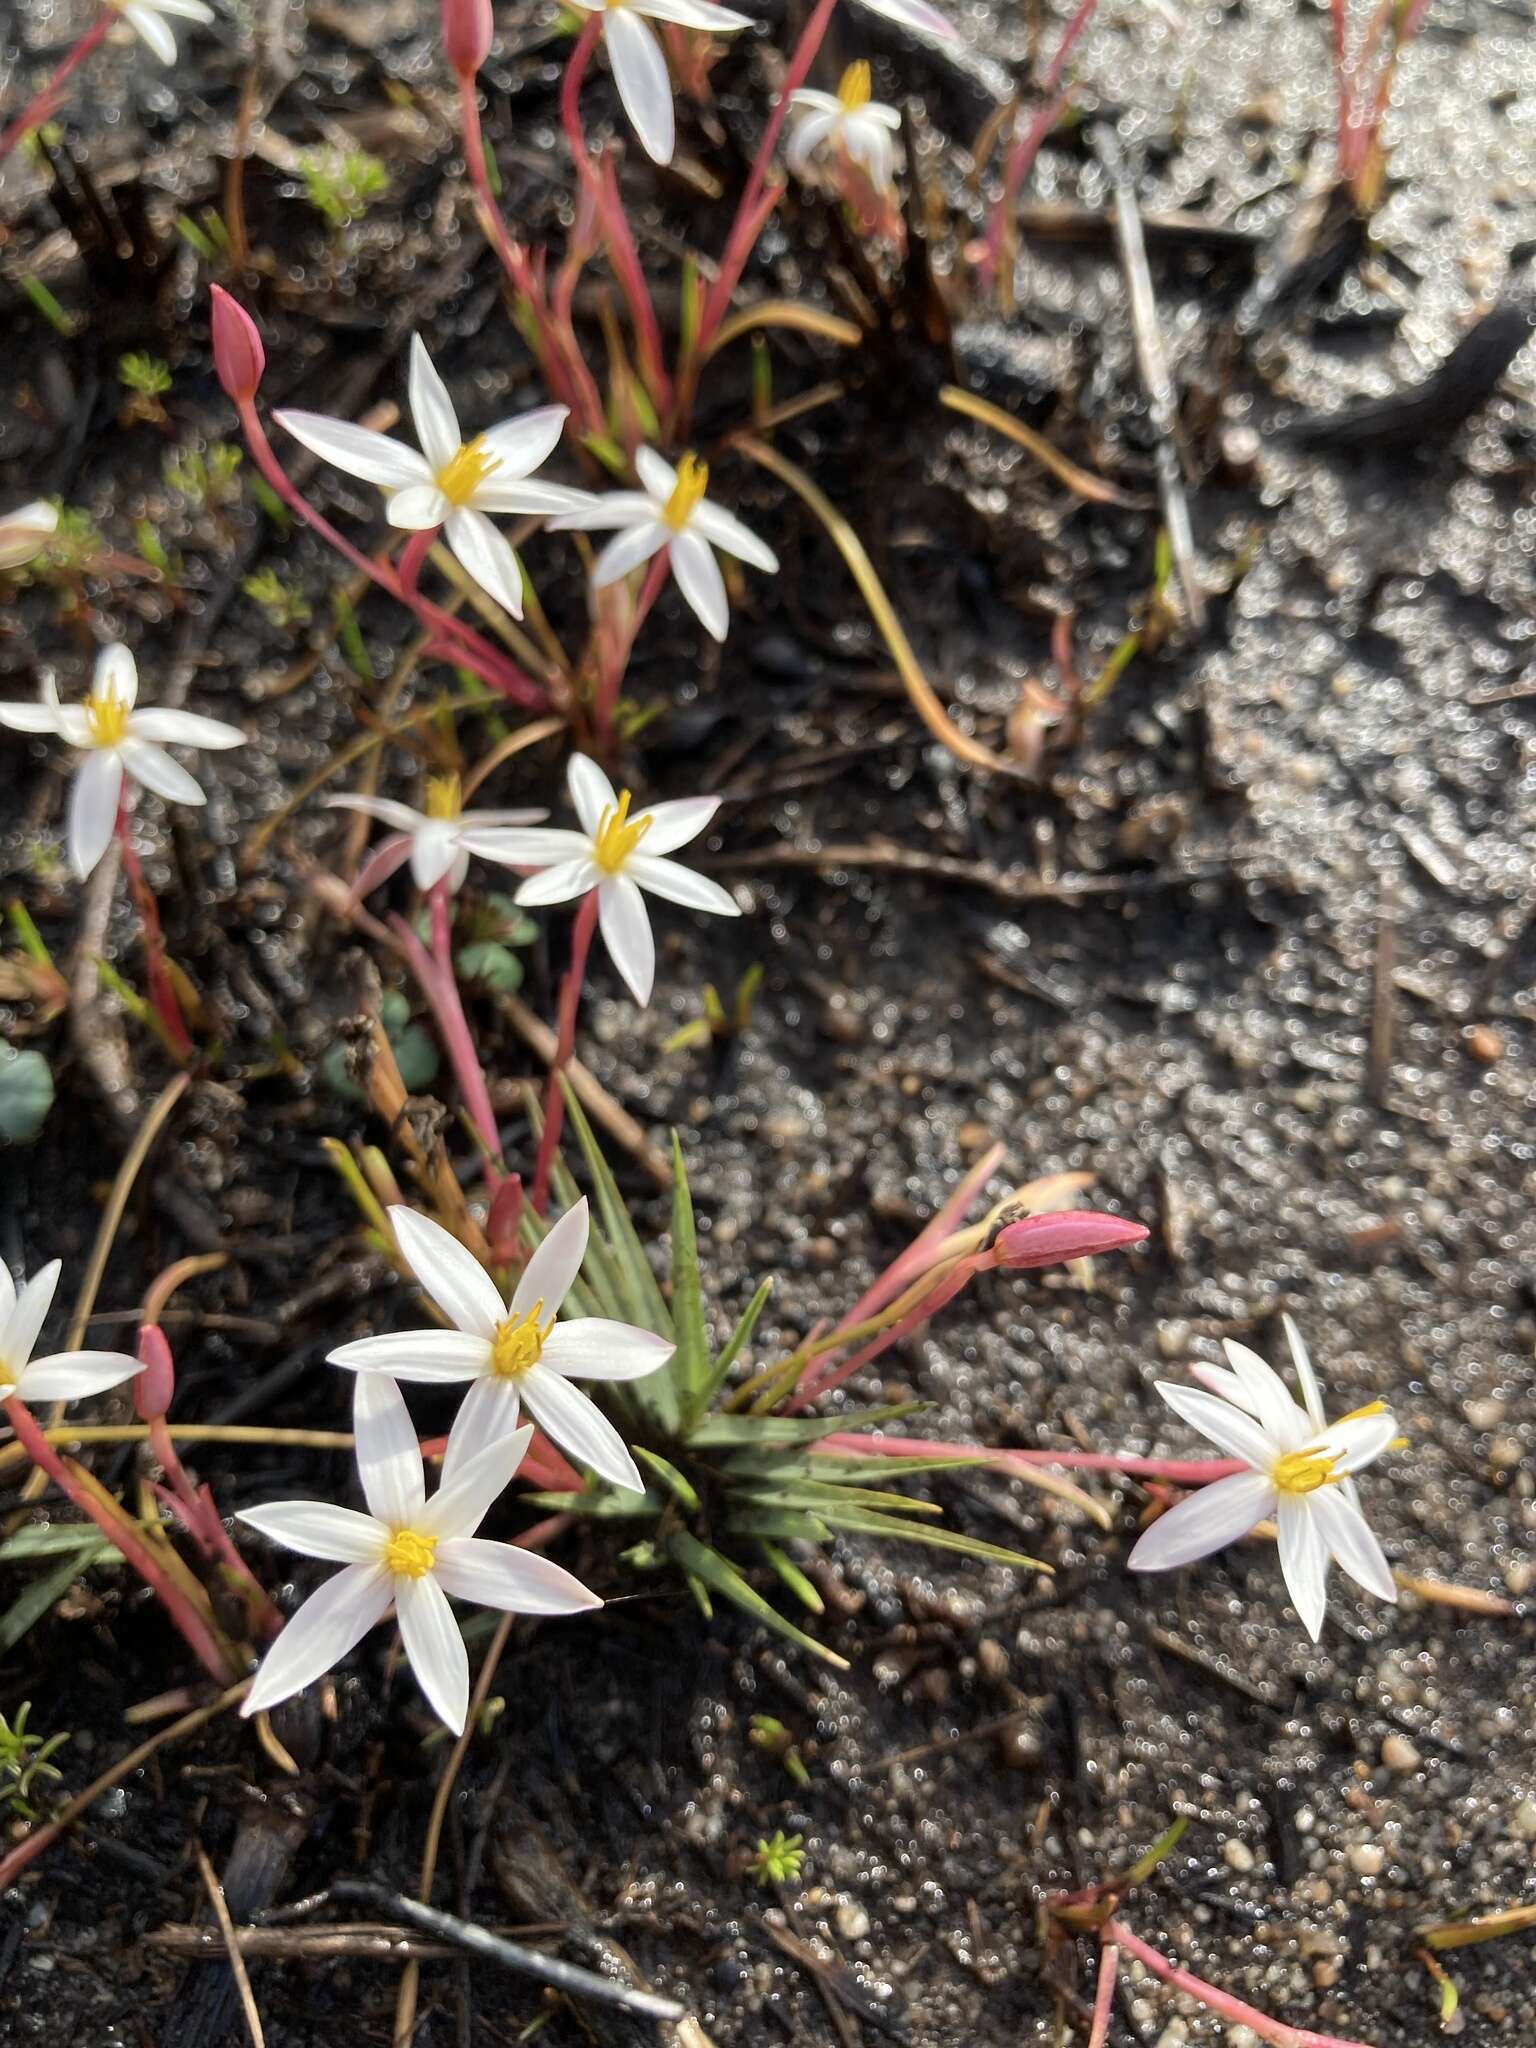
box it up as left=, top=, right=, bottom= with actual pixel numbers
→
left=209, top=285, right=265, bottom=405
left=441, top=0, right=493, bottom=77
left=135, top=1323, right=177, bottom=1421
left=990, top=1210, right=1148, bottom=1271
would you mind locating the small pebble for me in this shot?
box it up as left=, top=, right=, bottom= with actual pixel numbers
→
left=1348, top=1843, right=1385, bottom=1876
left=1464, top=1398, right=1506, bottom=1430
left=1463, top=1023, right=1502, bottom=1063
left=835, top=1900, right=871, bottom=1941
left=1223, top=1838, right=1256, bottom=1873
left=976, top=1638, right=1009, bottom=1683
left=1381, top=1734, right=1421, bottom=1773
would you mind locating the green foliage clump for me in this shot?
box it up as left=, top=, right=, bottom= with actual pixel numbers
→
left=297, top=146, right=391, bottom=230
left=0, top=1703, right=68, bottom=1821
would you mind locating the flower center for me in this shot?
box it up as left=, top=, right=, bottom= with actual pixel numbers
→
left=1271, top=1447, right=1339, bottom=1496
left=424, top=772, right=462, bottom=821
left=490, top=1302, right=554, bottom=1380
left=837, top=60, right=872, bottom=111
left=591, top=789, right=652, bottom=874
left=661, top=453, right=709, bottom=531
left=383, top=1527, right=438, bottom=1578
left=84, top=692, right=130, bottom=749
left=435, top=436, right=501, bottom=508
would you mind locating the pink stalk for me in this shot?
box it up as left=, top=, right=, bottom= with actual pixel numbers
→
left=594, top=548, right=671, bottom=751
left=1104, top=1921, right=1374, bottom=2048
left=814, top=1433, right=1245, bottom=1488
left=0, top=8, right=113, bottom=164
left=1088, top=1939, right=1119, bottom=2048
left=980, top=86, right=1074, bottom=295
left=384, top=882, right=504, bottom=1169
left=530, top=889, right=599, bottom=1212
left=114, top=805, right=194, bottom=1060
left=398, top=527, right=436, bottom=604
left=3, top=1396, right=237, bottom=1684
left=838, top=1141, right=1006, bottom=1332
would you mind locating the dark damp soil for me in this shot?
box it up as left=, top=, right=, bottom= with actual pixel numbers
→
left=3, top=0, right=1536, bottom=2042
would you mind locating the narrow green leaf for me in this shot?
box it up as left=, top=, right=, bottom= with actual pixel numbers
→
left=519, top=1489, right=656, bottom=1521
left=691, top=1401, right=923, bottom=1451
left=820, top=1507, right=1049, bottom=1573
left=1123, top=1814, right=1189, bottom=1886
left=0, top=1536, right=120, bottom=1653
left=633, top=1446, right=700, bottom=1513
left=668, top=1131, right=711, bottom=1428
left=665, top=1531, right=849, bottom=1668
left=765, top=1481, right=947, bottom=1517
left=558, top=1080, right=672, bottom=1337
left=692, top=1276, right=774, bottom=1421
left=760, top=1542, right=825, bottom=1614
left=728, top=1508, right=833, bottom=1544
left=0, top=1524, right=124, bottom=1561
left=792, top=1452, right=994, bottom=1484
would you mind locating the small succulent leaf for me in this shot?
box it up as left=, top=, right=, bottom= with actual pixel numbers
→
left=632, top=1445, right=701, bottom=1511
left=690, top=1402, right=924, bottom=1451
left=693, top=1275, right=774, bottom=1421
left=665, top=1531, right=849, bottom=1669
left=667, top=1132, right=712, bottom=1429
left=759, top=1541, right=825, bottom=1613
left=518, top=1488, right=658, bottom=1520
left=558, top=1080, right=673, bottom=1338
left=819, top=1506, right=1049, bottom=1573
left=728, top=1508, right=834, bottom=1544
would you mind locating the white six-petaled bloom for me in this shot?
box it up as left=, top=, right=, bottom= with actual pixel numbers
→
left=276, top=337, right=593, bottom=622
left=550, top=447, right=776, bottom=644
left=1128, top=1316, right=1401, bottom=1640
left=460, top=753, right=741, bottom=1007
left=112, top=0, right=215, bottom=65
left=329, top=1199, right=673, bottom=1495
left=788, top=62, right=902, bottom=189
left=0, top=643, right=245, bottom=880
left=0, top=1259, right=143, bottom=1407
left=0, top=500, right=59, bottom=573
left=566, top=0, right=754, bottom=166
left=326, top=774, right=546, bottom=898
left=240, top=1373, right=601, bottom=1734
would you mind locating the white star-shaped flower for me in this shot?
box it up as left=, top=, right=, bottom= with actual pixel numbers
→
left=113, top=0, right=215, bottom=66
left=0, top=500, right=59, bottom=573
left=551, top=447, right=777, bottom=643
left=0, top=643, right=245, bottom=880
left=788, top=62, right=901, bottom=189
left=460, top=753, right=741, bottom=1007
left=326, top=773, right=546, bottom=898
left=276, top=336, right=595, bottom=622
left=240, top=1374, right=601, bottom=1734
left=0, top=1259, right=143, bottom=1407
left=329, top=1197, right=673, bottom=1495
left=1128, top=1316, right=1401, bottom=1640
left=566, top=0, right=755, bottom=165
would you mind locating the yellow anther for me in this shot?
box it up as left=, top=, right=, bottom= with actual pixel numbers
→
left=435, top=435, right=501, bottom=508
left=490, top=1301, right=554, bottom=1380
left=85, top=693, right=130, bottom=748
left=1272, top=1447, right=1339, bottom=1497
left=1336, top=1399, right=1388, bottom=1425
left=661, top=452, right=709, bottom=530
left=837, top=60, right=873, bottom=111
left=424, top=772, right=462, bottom=820
left=384, top=1527, right=438, bottom=1579
left=591, top=788, right=652, bottom=874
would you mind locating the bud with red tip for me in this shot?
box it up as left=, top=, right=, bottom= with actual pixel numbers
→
left=989, top=1210, right=1149, bottom=1271
left=441, top=0, right=493, bottom=78
left=209, top=284, right=265, bottom=405
left=134, top=1323, right=177, bottom=1423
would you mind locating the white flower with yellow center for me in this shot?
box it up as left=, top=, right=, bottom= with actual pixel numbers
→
left=275, top=336, right=595, bottom=622
left=0, top=500, right=59, bottom=573
left=460, top=753, right=741, bottom=1007
left=110, top=0, right=215, bottom=66
left=240, top=1373, right=601, bottom=1734
left=328, top=1198, right=673, bottom=1495
left=550, top=447, right=777, bottom=644
left=788, top=62, right=902, bottom=189
left=0, top=643, right=245, bottom=880
left=566, top=0, right=754, bottom=166
left=325, top=773, right=547, bottom=897
left=1128, top=1316, right=1400, bottom=1639
left=0, top=1259, right=143, bottom=1407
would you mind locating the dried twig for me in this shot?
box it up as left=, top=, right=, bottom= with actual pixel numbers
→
left=195, top=1839, right=267, bottom=2048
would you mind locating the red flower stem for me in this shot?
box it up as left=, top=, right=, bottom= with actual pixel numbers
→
left=1103, top=1921, right=1374, bottom=2048
left=384, top=885, right=505, bottom=1173
left=143, top=1414, right=283, bottom=1638
left=3, top=1396, right=237, bottom=1684
left=594, top=547, right=671, bottom=752
left=812, top=1433, right=1247, bottom=1488
left=530, top=888, right=598, bottom=1213
left=398, top=527, right=436, bottom=603
left=1087, top=1939, right=1119, bottom=2048
left=0, top=9, right=113, bottom=164
left=114, top=804, right=195, bottom=1059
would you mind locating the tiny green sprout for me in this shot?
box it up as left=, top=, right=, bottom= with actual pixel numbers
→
left=134, top=519, right=174, bottom=577
left=664, top=963, right=763, bottom=1055
left=165, top=442, right=243, bottom=513
left=20, top=276, right=75, bottom=338
left=749, top=1830, right=806, bottom=1886
left=748, top=1713, right=811, bottom=1788
left=0, top=1703, right=68, bottom=1822
left=243, top=566, right=312, bottom=629
left=38, top=504, right=104, bottom=576
left=119, top=352, right=173, bottom=399
left=296, top=145, right=390, bottom=231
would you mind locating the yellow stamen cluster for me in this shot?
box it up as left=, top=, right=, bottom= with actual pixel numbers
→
left=837, top=60, right=873, bottom=111
left=1272, top=1447, right=1339, bottom=1496
left=85, top=693, right=131, bottom=749
left=424, top=772, right=463, bottom=821
left=591, top=789, right=653, bottom=874
left=661, top=453, right=709, bottom=531
left=384, top=1527, right=438, bottom=1578
left=490, top=1301, right=555, bottom=1380
left=435, top=435, right=501, bottom=508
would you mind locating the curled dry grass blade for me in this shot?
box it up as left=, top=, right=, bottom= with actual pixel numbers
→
left=939, top=385, right=1151, bottom=509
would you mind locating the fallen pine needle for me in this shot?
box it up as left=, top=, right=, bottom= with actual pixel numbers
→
left=196, top=1838, right=267, bottom=2048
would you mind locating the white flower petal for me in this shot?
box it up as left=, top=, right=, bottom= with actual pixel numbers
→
left=472, top=479, right=599, bottom=519
left=849, top=0, right=956, bottom=41
left=1187, top=1361, right=1253, bottom=1409
left=325, top=794, right=425, bottom=834
left=668, top=527, right=730, bottom=641
left=547, top=491, right=656, bottom=532
left=395, top=1574, right=469, bottom=1734
left=512, top=1198, right=590, bottom=1319
left=352, top=1371, right=426, bottom=1528
left=626, top=853, right=741, bottom=917
left=635, top=795, right=719, bottom=854
left=787, top=108, right=837, bottom=173
left=433, top=1536, right=602, bottom=1613
left=459, top=808, right=548, bottom=828
left=120, top=739, right=207, bottom=808
left=122, top=3, right=179, bottom=62
left=788, top=89, right=843, bottom=114
left=541, top=1319, right=674, bottom=1381
left=457, top=826, right=591, bottom=869
left=445, top=507, right=525, bottom=619
left=1154, top=1381, right=1278, bottom=1472
left=1276, top=1495, right=1330, bottom=1640
left=67, top=749, right=123, bottom=880
left=604, top=6, right=675, bottom=164
left=521, top=1366, right=644, bottom=1493
left=1309, top=1486, right=1397, bottom=1604
left=274, top=410, right=433, bottom=491
left=1283, top=1313, right=1327, bottom=1431
left=591, top=521, right=669, bottom=588
left=0, top=1263, right=13, bottom=1329
left=145, top=0, right=214, bottom=18
left=423, top=1422, right=534, bottom=1539
left=326, top=1329, right=493, bottom=1380
left=438, top=1375, right=522, bottom=1491
left=567, top=754, right=619, bottom=836
left=1126, top=1469, right=1276, bottom=1572
left=1313, top=1410, right=1399, bottom=1475
left=514, top=857, right=601, bottom=907
left=242, top=1564, right=393, bottom=1719
left=385, top=483, right=451, bottom=530
left=632, top=0, right=751, bottom=25
left=688, top=498, right=779, bottom=573
left=633, top=447, right=677, bottom=500
left=238, top=1501, right=386, bottom=1565
left=597, top=873, right=655, bottom=1006
left=19, top=1351, right=145, bottom=1402
left=94, top=645, right=138, bottom=708
left=0, top=697, right=68, bottom=735
left=408, top=819, right=464, bottom=892
left=1219, top=1339, right=1310, bottom=1447
left=479, top=405, right=569, bottom=479
left=407, top=335, right=462, bottom=471
left=1, top=1260, right=60, bottom=1373
left=389, top=1207, right=506, bottom=1338
left=127, top=708, right=244, bottom=750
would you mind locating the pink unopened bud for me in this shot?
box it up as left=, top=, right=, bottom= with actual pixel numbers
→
left=441, top=0, right=493, bottom=77
left=135, top=1323, right=177, bottom=1422
left=209, top=284, right=265, bottom=405
left=990, top=1210, right=1149, bottom=1271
